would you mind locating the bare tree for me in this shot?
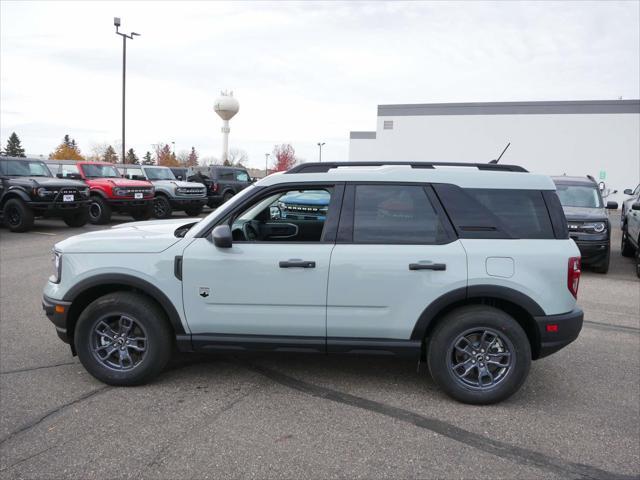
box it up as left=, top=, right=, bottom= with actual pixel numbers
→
left=228, top=148, right=248, bottom=167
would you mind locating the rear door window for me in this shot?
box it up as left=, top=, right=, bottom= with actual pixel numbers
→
left=235, top=170, right=249, bottom=182
left=352, top=185, right=449, bottom=244
left=219, top=169, right=235, bottom=181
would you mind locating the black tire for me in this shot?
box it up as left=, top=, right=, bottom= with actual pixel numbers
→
left=621, top=227, right=635, bottom=257
left=89, top=196, right=112, bottom=225
left=184, top=206, right=204, bottom=217
left=74, top=292, right=173, bottom=386
left=427, top=305, right=531, bottom=405
left=131, top=205, right=153, bottom=221
left=63, top=208, right=89, bottom=227
left=222, top=191, right=234, bottom=203
left=591, top=250, right=610, bottom=274
left=153, top=195, right=172, bottom=219
left=3, top=198, right=35, bottom=232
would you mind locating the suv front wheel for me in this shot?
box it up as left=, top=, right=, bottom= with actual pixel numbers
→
left=89, top=196, right=112, bottom=224
left=3, top=198, right=35, bottom=232
left=427, top=305, right=531, bottom=405
left=621, top=227, right=635, bottom=257
left=74, top=292, right=173, bottom=386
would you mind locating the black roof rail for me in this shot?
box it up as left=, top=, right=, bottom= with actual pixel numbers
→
left=285, top=162, right=528, bottom=174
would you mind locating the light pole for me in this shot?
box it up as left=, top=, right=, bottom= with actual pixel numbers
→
left=264, top=153, right=270, bottom=177
left=317, top=142, right=325, bottom=162
left=114, top=17, right=140, bottom=164
left=172, top=141, right=176, bottom=156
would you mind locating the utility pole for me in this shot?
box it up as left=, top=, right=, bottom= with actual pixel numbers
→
left=317, top=142, right=325, bottom=162
left=114, top=17, right=140, bottom=164
left=264, top=153, right=270, bottom=177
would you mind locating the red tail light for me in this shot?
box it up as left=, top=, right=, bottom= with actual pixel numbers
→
left=211, top=182, right=219, bottom=193
left=567, top=257, right=581, bottom=298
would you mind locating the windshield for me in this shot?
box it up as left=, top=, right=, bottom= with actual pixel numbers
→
left=144, top=167, right=176, bottom=181
left=555, top=184, right=603, bottom=208
left=81, top=164, right=121, bottom=178
left=2, top=159, right=52, bottom=177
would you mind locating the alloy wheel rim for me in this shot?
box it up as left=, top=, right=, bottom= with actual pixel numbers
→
left=447, top=327, right=514, bottom=390
left=154, top=199, right=166, bottom=217
left=91, top=314, right=148, bottom=371
left=6, top=206, right=21, bottom=226
left=89, top=202, right=102, bottom=220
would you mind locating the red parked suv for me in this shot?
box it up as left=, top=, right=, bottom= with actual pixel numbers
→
left=46, top=160, right=154, bottom=224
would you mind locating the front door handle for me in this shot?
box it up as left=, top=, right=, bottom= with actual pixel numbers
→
left=409, top=262, right=446, bottom=271
left=279, top=260, right=316, bottom=268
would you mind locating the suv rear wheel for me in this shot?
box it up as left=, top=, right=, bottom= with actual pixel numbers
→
left=427, top=305, right=531, bottom=405
left=74, top=292, right=173, bottom=386
left=3, top=198, right=35, bottom=232
left=89, top=196, right=112, bottom=224
left=222, top=191, right=234, bottom=203
left=153, top=195, right=172, bottom=219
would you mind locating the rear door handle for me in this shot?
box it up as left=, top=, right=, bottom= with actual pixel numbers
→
left=409, top=262, right=446, bottom=271
left=279, top=260, right=316, bottom=268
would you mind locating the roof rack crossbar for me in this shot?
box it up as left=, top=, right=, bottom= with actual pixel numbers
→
left=285, top=162, right=528, bottom=174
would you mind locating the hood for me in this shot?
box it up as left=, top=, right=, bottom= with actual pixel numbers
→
left=150, top=179, right=205, bottom=189
left=280, top=191, right=331, bottom=206
left=86, top=177, right=152, bottom=187
left=55, top=218, right=195, bottom=254
left=562, top=206, right=608, bottom=222
left=8, top=176, right=87, bottom=188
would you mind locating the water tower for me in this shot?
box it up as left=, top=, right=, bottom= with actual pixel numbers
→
left=214, top=90, right=240, bottom=163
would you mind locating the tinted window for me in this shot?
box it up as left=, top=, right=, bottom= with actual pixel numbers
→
left=2, top=159, right=51, bottom=177
left=219, top=170, right=234, bottom=180
left=555, top=184, right=603, bottom=208
left=144, top=167, right=175, bottom=180
left=353, top=185, right=447, bottom=244
left=81, top=164, right=120, bottom=178
left=467, top=188, right=554, bottom=239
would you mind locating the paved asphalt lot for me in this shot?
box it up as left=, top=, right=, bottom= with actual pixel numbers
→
left=0, top=211, right=638, bottom=480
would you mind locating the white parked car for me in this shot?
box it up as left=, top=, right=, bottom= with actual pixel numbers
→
left=43, top=162, right=583, bottom=404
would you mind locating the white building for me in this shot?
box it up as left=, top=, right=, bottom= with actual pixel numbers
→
left=349, top=100, right=640, bottom=205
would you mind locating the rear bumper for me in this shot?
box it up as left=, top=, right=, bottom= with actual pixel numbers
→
left=534, top=308, right=583, bottom=359
left=42, top=294, right=71, bottom=344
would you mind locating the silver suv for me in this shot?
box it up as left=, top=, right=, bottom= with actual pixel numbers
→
left=42, top=162, right=583, bottom=404
left=120, top=165, right=207, bottom=218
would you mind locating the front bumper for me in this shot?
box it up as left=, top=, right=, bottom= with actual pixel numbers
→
left=28, top=199, right=90, bottom=214
left=108, top=198, right=153, bottom=209
left=42, top=294, right=72, bottom=344
left=573, top=240, right=610, bottom=265
left=170, top=197, right=207, bottom=208
left=534, top=308, right=583, bottom=358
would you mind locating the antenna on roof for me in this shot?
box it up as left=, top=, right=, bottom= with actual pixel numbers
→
left=489, top=142, right=510, bottom=164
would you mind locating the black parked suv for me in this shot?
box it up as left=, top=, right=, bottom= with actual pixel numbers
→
left=0, top=157, right=90, bottom=232
left=187, top=165, right=252, bottom=207
left=552, top=175, right=618, bottom=273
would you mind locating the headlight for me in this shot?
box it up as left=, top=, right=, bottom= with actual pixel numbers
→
left=36, top=187, right=54, bottom=197
left=114, top=188, right=127, bottom=196
left=50, top=250, right=62, bottom=284
left=584, top=222, right=606, bottom=233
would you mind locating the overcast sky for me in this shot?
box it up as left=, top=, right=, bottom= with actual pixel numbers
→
left=1, top=1, right=638, bottom=169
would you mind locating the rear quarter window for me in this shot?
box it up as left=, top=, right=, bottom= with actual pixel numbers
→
left=434, top=184, right=555, bottom=239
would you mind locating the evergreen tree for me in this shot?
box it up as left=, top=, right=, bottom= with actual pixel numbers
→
left=63, top=134, right=72, bottom=147
left=142, top=151, right=154, bottom=165
left=103, top=145, right=118, bottom=163
left=186, top=146, right=199, bottom=167
left=4, top=132, right=26, bottom=157
left=125, top=148, right=139, bottom=164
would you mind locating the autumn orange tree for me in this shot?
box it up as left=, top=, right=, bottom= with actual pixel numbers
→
left=272, top=144, right=297, bottom=172
left=154, top=143, right=179, bottom=167
left=49, top=134, right=84, bottom=160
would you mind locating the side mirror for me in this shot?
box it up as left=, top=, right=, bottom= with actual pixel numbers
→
left=56, top=173, right=63, bottom=178
left=606, top=201, right=618, bottom=210
left=270, top=205, right=282, bottom=219
left=211, top=225, right=232, bottom=248
left=177, top=175, right=183, bottom=180
left=632, top=202, right=640, bottom=211
left=624, top=189, right=633, bottom=195
left=132, top=175, right=146, bottom=181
